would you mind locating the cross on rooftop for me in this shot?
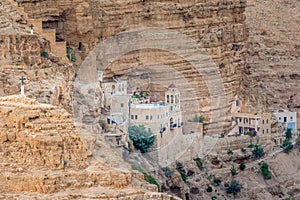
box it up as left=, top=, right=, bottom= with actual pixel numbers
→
left=19, top=76, right=26, bottom=85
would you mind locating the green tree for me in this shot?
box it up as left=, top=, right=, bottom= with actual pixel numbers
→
left=285, top=128, right=292, bottom=140
left=281, top=139, right=294, bottom=153
left=225, top=179, right=242, bottom=197
left=193, top=157, right=203, bottom=170
left=128, top=125, right=155, bottom=153
left=252, top=145, right=264, bottom=159
left=207, top=185, right=213, bottom=193
left=239, top=162, right=246, bottom=171
left=296, top=136, right=300, bottom=147
left=260, top=162, right=271, bottom=180
left=212, top=177, right=222, bottom=186
left=227, top=149, right=233, bottom=155
left=230, top=165, right=238, bottom=176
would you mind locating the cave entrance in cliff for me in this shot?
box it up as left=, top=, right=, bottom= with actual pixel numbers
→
left=78, top=42, right=83, bottom=51
left=42, top=20, right=65, bottom=41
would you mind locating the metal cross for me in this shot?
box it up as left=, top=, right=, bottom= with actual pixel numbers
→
left=19, top=76, right=26, bottom=85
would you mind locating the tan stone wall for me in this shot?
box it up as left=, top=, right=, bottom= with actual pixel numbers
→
left=28, top=19, right=43, bottom=32
left=41, top=29, right=56, bottom=43
left=52, top=41, right=66, bottom=58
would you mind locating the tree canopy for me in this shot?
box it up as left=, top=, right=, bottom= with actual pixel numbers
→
left=226, top=179, right=242, bottom=196
left=252, top=145, right=265, bottom=159
left=285, top=128, right=292, bottom=140
left=128, top=125, right=155, bottom=153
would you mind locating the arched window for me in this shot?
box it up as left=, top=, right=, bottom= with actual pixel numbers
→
left=171, top=95, right=174, bottom=103
left=167, top=95, right=170, bottom=103
left=170, top=118, right=174, bottom=126
left=111, top=85, right=115, bottom=94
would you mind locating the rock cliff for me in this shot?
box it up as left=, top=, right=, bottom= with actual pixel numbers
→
left=14, top=0, right=248, bottom=135
left=0, top=95, right=176, bottom=199
left=244, top=0, right=300, bottom=123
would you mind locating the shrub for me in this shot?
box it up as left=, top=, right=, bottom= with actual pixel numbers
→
left=188, top=114, right=204, bottom=123
left=206, top=185, right=213, bottom=193
left=230, top=165, right=238, bottom=176
left=131, top=164, right=160, bottom=192
left=285, top=128, right=292, bottom=140
left=66, top=47, right=76, bottom=62
left=143, top=173, right=160, bottom=192
left=178, top=170, right=188, bottom=183
left=41, top=51, right=49, bottom=58
left=252, top=145, right=264, bottom=159
left=281, top=140, right=293, bottom=153
left=225, top=179, right=242, bottom=196
left=296, top=136, right=300, bottom=147
left=193, top=157, right=203, bottom=170
left=163, top=167, right=174, bottom=177
left=241, top=147, right=247, bottom=153
left=260, top=162, right=271, bottom=180
left=128, top=125, right=155, bottom=153
left=211, top=196, right=217, bottom=200
left=239, top=162, right=246, bottom=171
left=227, top=149, right=233, bottom=155
left=212, top=178, right=222, bottom=186
left=219, top=134, right=225, bottom=138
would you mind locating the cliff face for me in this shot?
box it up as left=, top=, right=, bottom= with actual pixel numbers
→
left=17, top=0, right=248, bottom=134
left=0, top=0, right=42, bottom=67
left=244, top=0, right=300, bottom=118
left=0, top=95, right=177, bottom=199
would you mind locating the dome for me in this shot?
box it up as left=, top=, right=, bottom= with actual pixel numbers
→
left=168, top=84, right=176, bottom=88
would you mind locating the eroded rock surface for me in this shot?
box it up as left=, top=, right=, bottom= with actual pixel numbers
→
left=0, top=95, right=176, bottom=199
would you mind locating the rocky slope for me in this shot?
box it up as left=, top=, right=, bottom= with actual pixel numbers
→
left=244, top=0, right=300, bottom=122
left=0, top=95, right=177, bottom=199
left=144, top=145, right=300, bottom=200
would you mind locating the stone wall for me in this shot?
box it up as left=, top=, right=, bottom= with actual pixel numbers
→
left=28, top=19, right=67, bottom=58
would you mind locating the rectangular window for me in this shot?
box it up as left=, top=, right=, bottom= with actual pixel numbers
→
left=279, top=117, right=281, bottom=120
left=135, top=115, right=138, bottom=120
left=131, top=115, right=134, bottom=120
left=146, top=115, right=149, bottom=120
left=121, top=103, right=124, bottom=107
left=150, top=115, right=153, bottom=120
left=290, top=116, right=293, bottom=121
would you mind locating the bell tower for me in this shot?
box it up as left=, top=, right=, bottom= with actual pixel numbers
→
left=165, top=84, right=180, bottom=112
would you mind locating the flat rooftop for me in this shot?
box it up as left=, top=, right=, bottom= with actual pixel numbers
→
left=131, top=103, right=167, bottom=109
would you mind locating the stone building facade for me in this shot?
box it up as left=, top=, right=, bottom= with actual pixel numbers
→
left=100, top=78, right=203, bottom=166
left=271, top=109, right=297, bottom=133
left=229, top=96, right=271, bottom=137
